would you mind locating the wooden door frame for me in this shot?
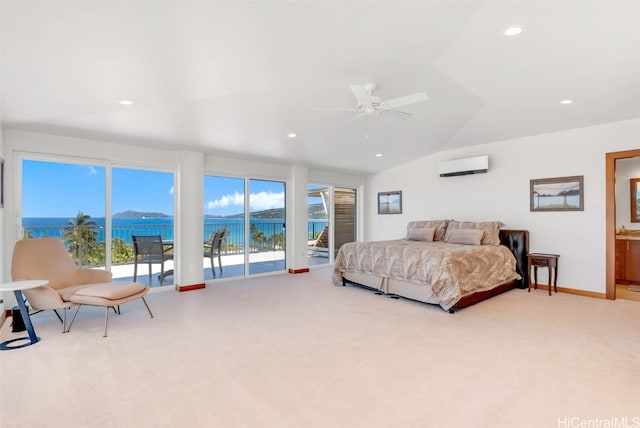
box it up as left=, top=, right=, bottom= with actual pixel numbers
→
left=606, top=149, right=640, bottom=299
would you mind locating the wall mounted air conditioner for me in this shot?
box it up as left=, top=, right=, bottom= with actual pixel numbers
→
left=437, top=155, right=489, bottom=177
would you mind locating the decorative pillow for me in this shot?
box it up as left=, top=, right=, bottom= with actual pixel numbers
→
left=406, top=227, right=435, bottom=242
left=445, top=228, right=484, bottom=245
left=406, top=220, right=451, bottom=241
left=444, top=220, right=504, bottom=245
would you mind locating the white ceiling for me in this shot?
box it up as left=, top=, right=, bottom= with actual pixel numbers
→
left=2, top=1, right=640, bottom=175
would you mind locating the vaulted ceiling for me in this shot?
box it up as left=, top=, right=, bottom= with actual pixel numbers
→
left=2, top=1, right=640, bottom=174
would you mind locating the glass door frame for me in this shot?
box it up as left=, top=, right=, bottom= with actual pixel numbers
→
left=306, top=183, right=360, bottom=265
left=16, top=152, right=177, bottom=284
left=110, top=163, right=177, bottom=287
left=247, top=178, right=286, bottom=275
left=204, top=171, right=289, bottom=279
left=307, top=183, right=332, bottom=265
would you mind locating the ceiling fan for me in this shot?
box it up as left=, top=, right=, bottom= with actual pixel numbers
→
left=315, top=83, right=429, bottom=123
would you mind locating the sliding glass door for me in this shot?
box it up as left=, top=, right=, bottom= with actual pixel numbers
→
left=249, top=179, right=286, bottom=274
left=203, top=175, right=286, bottom=279
left=111, top=167, right=175, bottom=286
left=308, top=184, right=330, bottom=266
left=21, top=158, right=175, bottom=287
left=306, top=185, right=356, bottom=264
left=203, top=175, right=245, bottom=279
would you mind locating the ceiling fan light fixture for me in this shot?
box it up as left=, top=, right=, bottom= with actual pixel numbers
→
left=314, top=83, right=429, bottom=139
left=287, top=132, right=297, bottom=138
left=559, top=99, right=573, bottom=105
left=503, top=26, right=523, bottom=36
left=375, top=153, right=383, bottom=157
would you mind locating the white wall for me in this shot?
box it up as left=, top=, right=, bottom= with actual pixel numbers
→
left=365, top=118, right=640, bottom=294
left=176, top=151, right=205, bottom=285
left=615, top=157, right=640, bottom=229
left=0, top=126, right=5, bottom=311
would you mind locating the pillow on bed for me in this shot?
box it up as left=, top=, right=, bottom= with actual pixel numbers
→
left=444, top=220, right=504, bottom=245
left=406, top=220, right=451, bottom=241
left=445, top=228, right=484, bottom=245
left=406, top=227, right=435, bottom=242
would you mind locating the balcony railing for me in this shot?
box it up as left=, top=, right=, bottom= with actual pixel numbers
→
left=21, top=220, right=328, bottom=268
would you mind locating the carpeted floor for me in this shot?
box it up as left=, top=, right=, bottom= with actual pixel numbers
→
left=1, top=267, right=639, bottom=428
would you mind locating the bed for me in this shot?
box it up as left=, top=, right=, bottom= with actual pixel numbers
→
left=332, top=220, right=529, bottom=312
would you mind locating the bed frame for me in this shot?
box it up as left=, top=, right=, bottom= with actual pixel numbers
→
left=341, top=229, right=529, bottom=313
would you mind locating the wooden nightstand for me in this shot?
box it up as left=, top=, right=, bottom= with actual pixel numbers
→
left=527, top=253, right=559, bottom=296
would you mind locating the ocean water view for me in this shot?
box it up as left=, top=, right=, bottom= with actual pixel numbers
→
left=22, top=217, right=328, bottom=246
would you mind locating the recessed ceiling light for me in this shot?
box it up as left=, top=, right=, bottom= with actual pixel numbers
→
left=287, top=132, right=297, bottom=138
left=118, top=99, right=134, bottom=105
left=503, top=26, right=522, bottom=36
left=559, top=99, right=573, bottom=105
left=375, top=153, right=383, bottom=157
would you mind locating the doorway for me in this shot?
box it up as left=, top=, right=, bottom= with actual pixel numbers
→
left=605, top=148, right=640, bottom=300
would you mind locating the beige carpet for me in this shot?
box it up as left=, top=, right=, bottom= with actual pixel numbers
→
left=1, top=267, right=639, bottom=428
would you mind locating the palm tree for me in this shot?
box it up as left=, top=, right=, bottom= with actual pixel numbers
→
left=63, top=211, right=98, bottom=265
left=269, top=232, right=285, bottom=250
left=111, top=237, right=134, bottom=264
left=250, top=224, right=266, bottom=251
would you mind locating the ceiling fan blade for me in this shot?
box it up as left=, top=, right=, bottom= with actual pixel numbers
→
left=350, top=85, right=371, bottom=105
left=347, top=112, right=366, bottom=126
left=378, top=108, right=413, bottom=120
left=313, top=107, right=357, bottom=112
left=383, top=91, right=428, bottom=109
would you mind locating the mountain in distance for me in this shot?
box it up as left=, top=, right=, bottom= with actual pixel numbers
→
left=307, top=203, right=327, bottom=219
left=116, top=204, right=328, bottom=220
left=113, top=210, right=172, bottom=219
left=205, top=203, right=327, bottom=219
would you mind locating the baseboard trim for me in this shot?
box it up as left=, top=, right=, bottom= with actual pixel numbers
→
left=531, top=284, right=606, bottom=299
left=176, top=283, right=206, bottom=292
left=288, top=268, right=310, bottom=274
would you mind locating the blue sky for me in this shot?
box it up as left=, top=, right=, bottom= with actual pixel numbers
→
left=204, top=176, right=285, bottom=216
left=22, top=161, right=107, bottom=218
left=22, top=160, right=287, bottom=218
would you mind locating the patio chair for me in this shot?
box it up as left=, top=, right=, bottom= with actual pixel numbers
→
left=308, top=226, right=329, bottom=257
left=132, top=235, right=173, bottom=286
left=204, top=229, right=227, bottom=278
left=308, top=226, right=329, bottom=247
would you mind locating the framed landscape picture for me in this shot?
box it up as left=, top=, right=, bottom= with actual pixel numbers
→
left=378, top=191, right=402, bottom=214
left=530, top=175, right=584, bottom=212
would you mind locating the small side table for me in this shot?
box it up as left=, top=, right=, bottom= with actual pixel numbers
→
left=527, top=253, right=559, bottom=296
left=0, top=280, right=48, bottom=350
